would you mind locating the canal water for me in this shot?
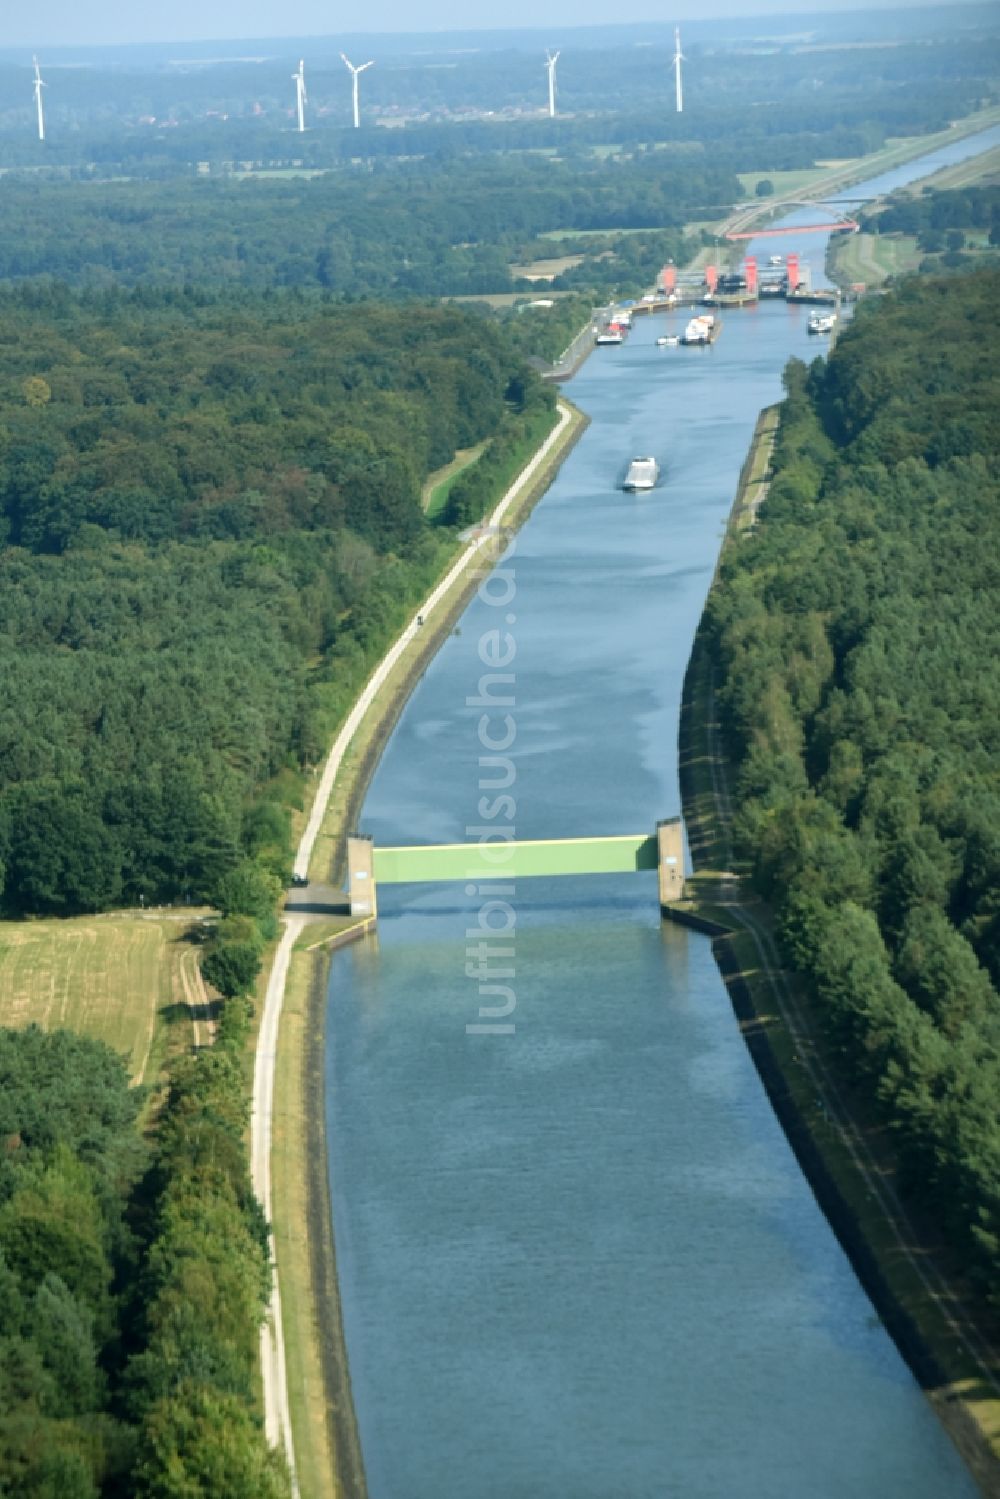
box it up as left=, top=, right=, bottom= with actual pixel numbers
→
left=324, top=132, right=998, bottom=1499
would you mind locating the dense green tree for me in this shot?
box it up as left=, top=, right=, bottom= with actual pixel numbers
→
left=212, top=861, right=283, bottom=923
left=199, top=942, right=262, bottom=999
left=133, top=1383, right=290, bottom=1499
left=704, top=269, right=1000, bottom=1302
left=31, top=1274, right=103, bottom=1417
left=4, top=787, right=123, bottom=914
left=0, top=291, right=551, bottom=914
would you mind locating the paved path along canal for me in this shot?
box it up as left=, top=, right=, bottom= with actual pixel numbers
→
left=321, top=130, right=999, bottom=1498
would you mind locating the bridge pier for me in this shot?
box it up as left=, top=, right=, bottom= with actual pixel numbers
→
left=657, top=818, right=685, bottom=907
left=347, top=834, right=378, bottom=919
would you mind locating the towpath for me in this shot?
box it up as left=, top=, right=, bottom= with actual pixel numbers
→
left=251, top=397, right=575, bottom=1485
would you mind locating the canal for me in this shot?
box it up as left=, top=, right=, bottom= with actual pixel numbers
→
left=323, top=130, right=998, bottom=1498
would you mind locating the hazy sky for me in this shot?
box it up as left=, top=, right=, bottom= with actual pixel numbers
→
left=2, top=0, right=926, bottom=50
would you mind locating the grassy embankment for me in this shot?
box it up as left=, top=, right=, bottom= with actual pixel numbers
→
left=0, top=910, right=214, bottom=1089
left=269, top=394, right=590, bottom=1499
left=675, top=416, right=1000, bottom=1494
left=829, top=232, right=923, bottom=285
left=906, top=143, right=1000, bottom=194
left=706, top=103, right=1000, bottom=277
left=828, top=143, right=1000, bottom=288
left=535, top=105, right=1000, bottom=280
left=422, top=442, right=488, bottom=520
left=752, top=102, right=1000, bottom=209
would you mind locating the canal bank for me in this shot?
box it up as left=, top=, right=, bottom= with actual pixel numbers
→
left=323, top=304, right=981, bottom=1498
left=264, top=394, right=590, bottom=1497
left=303, top=128, right=1000, bottom=1499
left=676, top=599, right=1000, bottom=1492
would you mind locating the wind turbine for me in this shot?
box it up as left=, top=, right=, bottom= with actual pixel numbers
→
left=341, top=53, right=373, bottom=130
left=292, top=58, right=307, bottom=133
left=32, top=56, right=46, bottom=142
left=673, top=27, right=685, bottom=115
left=545, top=50, right=560, bottom=120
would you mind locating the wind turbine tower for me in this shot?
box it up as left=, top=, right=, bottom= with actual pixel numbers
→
left=341, top=54, right=374, bottom=130
left=32, top=56, right=46, bottom=142
left=673, top=27, right=685, bottom=115
left=292, top=58, right=307, bottom=133
left=545, top=50, right=560, bottom=119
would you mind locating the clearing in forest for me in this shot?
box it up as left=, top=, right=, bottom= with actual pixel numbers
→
left=0, top=911, right=212, bottom=1084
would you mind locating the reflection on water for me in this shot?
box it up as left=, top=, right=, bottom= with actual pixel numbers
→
left=324, top=135, right=996, bottom=1499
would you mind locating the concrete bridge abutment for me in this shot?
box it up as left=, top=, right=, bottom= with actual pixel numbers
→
left=347, top=834, right=378, bottom=919
left=350, top=820, right=686, bottom=921
left=657, top=817, right=685, bottom=907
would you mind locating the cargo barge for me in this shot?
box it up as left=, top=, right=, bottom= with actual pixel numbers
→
left=681, top=313, right=721, bottom=346
left=623, top=456, right=660, bottom=491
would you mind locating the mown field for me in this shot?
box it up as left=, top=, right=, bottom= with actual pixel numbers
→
left=0, top=911, right=212, bottom=1083
left=831, top=231, right=924, bottom=285
left=736, top=162, right=857, bottom=198
left=903, top=144, right=1000, bottom=194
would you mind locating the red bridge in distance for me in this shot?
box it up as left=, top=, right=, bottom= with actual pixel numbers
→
left=726, top=219, right=859, bottom=241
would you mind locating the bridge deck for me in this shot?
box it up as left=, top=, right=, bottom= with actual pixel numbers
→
left=373, top=833, right=659, bottom=884
left=725, top=220, right=858, bottom=240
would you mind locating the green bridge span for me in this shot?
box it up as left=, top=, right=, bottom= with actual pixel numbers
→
left=347, top=821, right=684, bottom=918
left=373, top=833, right=659, bottom=884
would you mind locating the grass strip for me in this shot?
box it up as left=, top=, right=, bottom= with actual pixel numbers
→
left=421, top=442, right=487, bottom=519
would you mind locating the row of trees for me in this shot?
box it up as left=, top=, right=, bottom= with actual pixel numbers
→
left=705, top=270, right=1000, bottom=1305
left=0, top=1010, right=290, bottom=1497
left=125, top=994, right=290, bottom=1497
left=865, top=183, right=1000, bottom=240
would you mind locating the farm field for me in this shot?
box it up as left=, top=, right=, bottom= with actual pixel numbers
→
left=446, top=289, right=574, bottom=306
left=736, top=162, right=858, bottom=198
left=540, top=225, right=661, bottom=240
left=0, top=911, right=213, bottom=1084
left=510, top=253, right=584, bottom=280
left=831, top=231, right=923, bottom=285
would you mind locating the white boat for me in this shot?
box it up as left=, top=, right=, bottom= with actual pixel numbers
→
left=656, top=335, right=678, bottom=347
left=682, top=313, right=717, bottom=345
left=808, top=312, right=836, bottom=334
left=623, top=456, right=659, bottom=491
left=596, top=328, right=624, bottom=345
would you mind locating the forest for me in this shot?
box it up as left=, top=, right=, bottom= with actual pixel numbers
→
left=704, top=269, right=1000, bottom=1305
left=0, top=152, right=726, bottom=298
left=0, top=14, right=996, bottom=1486
left=862, top=182, right=1000, bottom=252
left=0, top=1010, right=292, bottom=1496
left=0, top=287, right=554, bottom=917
